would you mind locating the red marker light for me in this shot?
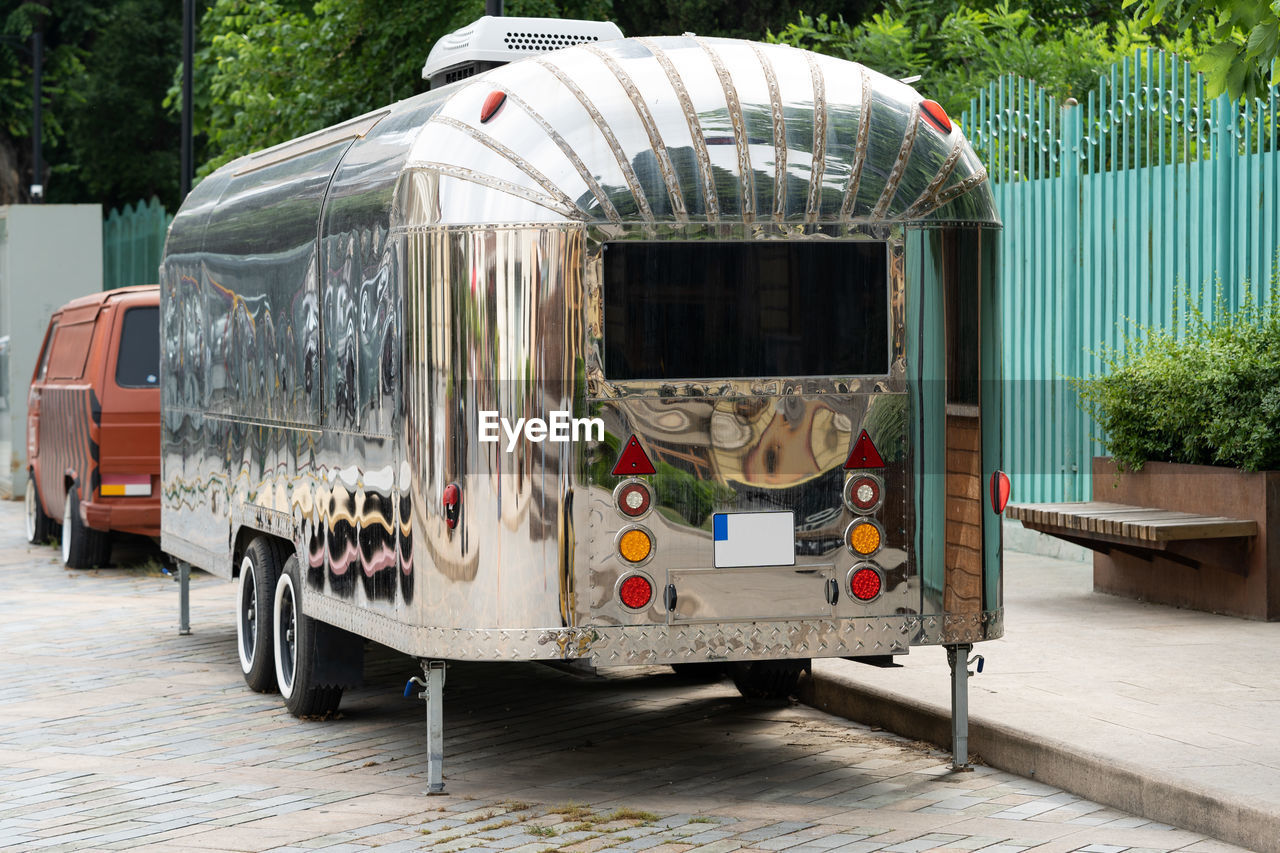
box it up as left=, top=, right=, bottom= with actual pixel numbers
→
left=990, top=470, right=1011, bottom=514
left=480, top=90, right=507, bottom=123
left=442, top=482, right=461, bottom=529
left=849, top=566, right=883, bottom=601
left=619, top=574, right=653, bottom=609
left=612, top=435, right=656, bottom=476
left=920, top=99, right=952, bottom=134
left=843, top=429, right=885, bottom=469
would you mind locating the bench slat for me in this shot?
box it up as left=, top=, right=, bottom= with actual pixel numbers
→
left=1006, top=501, right=1256, bottom=544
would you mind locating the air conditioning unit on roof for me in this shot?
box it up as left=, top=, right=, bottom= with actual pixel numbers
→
left=422, top=15, right=625, bottom=90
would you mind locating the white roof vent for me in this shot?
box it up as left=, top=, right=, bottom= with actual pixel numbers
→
left=422, top=16, right=624, bottom=89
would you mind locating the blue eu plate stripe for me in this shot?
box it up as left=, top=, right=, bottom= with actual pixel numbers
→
left=713, top=514, right=727, bottom=541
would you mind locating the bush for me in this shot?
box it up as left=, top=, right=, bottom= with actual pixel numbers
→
left=1073, top=279, right=1280, bottom=472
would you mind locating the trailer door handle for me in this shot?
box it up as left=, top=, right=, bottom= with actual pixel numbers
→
left=664, top=583, right=677, bottom=611
left=825, top=577, right=839, bottom=606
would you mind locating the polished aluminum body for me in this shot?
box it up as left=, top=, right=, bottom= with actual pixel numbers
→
left=161, top=36, right=1002, bottom=665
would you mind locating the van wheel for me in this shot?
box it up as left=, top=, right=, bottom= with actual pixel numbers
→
left=237, top=538, right=281, bottom=693
left=25, top=477, right=54, bottom=545
left=273, top=554, right=343, bottom=717
left=61, top=486, right=110, bottom=569
left=729, top=659, right=810, bottom=700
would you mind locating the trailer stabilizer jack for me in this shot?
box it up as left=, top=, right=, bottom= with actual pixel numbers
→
left=407, top=660, right=447, bottom=794
left=946, top=644, right=983, bottom=771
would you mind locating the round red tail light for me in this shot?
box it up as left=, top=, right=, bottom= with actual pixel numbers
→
left=614, top=480, right=652, bottom=518
left=843, top=474, right=882, bottom=513
left=618, top=574, right=654, bottom=610
left=848, top=565, right=883, bottom=602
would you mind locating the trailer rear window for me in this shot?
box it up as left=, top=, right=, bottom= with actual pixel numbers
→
left=116, top=306, right=159, bottom=388
left=603, top=241, right=888, bottom=381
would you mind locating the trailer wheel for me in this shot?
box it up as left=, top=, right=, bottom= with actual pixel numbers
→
left=25, top=477, right=54, bottom=545
left=237, top=538, right=281, bottom=693
left=729, top=659, right=810, bottom=700
left=273, top=554, right=343, bottom=717
left=61, top=485, right=110, bottom=569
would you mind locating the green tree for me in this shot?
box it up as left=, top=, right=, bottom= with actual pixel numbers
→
left=0, top=0, right=92, bottom=204
left=1127, top=0, right=1280, bottom=100
left=767, top=0, right=1202, bottom=119
left=610, top=0, right=876, bottom=42
left=2, top=0, right=181, bottom=208
left=188, top=0, right=614, bottom=177
left=59, top=0, right=180, bottom=209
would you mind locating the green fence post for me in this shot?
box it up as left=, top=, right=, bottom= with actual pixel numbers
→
left=1214, top=92, right=1235, bottom=307
left=1059, top=98, right=1083, bottom=500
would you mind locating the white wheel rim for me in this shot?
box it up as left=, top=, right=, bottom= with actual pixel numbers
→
left=24, top=480, right=36, bottom=542
left=273, top=572, right=297, bottom=699
left=236, top=555, right=257, bottom=675
left=61, top=496, right=72, bottom=564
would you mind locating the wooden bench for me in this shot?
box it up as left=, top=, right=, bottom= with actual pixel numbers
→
left=1006, top=501, right=1258, bottom=574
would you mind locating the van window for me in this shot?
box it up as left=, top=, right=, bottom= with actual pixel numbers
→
left=46, top=321, right=96, bottom=380
left=34, top=322, right=57, bottom=381
left=603, top=241, right=889, bottom=381
left=116, top=306, right=160, bottom=388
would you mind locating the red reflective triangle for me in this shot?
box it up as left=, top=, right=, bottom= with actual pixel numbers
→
left=843, top=429, right=885, bottom=469
left=612, top=434, right=656, bottom=476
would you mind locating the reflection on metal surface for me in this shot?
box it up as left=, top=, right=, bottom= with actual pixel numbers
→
left=696, top=37, right=755, bottom=221
left=750, top=43, right=787, bottom=221
left=874, top=102, right=921, bottom=219
left=842, top=72, right=874, bottom=220
left=533, top=57, right=653, bottom=220
left=161, top=31, right=1001, bottom=672
left=499, top=86, right=622, bottom=223
left=637, top=38, right=719, bottom=220
left=805, top=52, right=827, bottom=223
left=583, top=43, right=687, bottom=221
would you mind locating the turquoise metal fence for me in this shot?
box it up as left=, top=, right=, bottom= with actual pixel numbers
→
left=103, top=197, right=171, bottom=290
left=962, top=50, right=1280, bottom=503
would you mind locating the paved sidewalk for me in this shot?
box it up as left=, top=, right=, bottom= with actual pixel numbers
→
left=0, top=496, right=1248, bottom=852
left=803, top=547, right=1280, bottom=853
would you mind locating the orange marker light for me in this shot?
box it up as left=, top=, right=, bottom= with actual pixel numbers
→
left=847, top=520, right=882, bottom=556
left=618, top=528, right=653, bottom=563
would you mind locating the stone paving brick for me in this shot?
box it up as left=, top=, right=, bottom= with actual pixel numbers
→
left=0, top=503, right=1256, bottom=853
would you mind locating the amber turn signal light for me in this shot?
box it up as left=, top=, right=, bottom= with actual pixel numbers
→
left=617, top=526, right=654, bottom=564
left=845, top=519, right=882, bottom=556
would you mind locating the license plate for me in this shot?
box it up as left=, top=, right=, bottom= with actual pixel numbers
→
left=712, top=511, right=795, bottom=568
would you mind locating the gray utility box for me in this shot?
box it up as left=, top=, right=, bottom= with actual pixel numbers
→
left=0, top=204, right=103, bottom=498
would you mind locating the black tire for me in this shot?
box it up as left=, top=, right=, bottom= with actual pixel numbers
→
left=671, top=662, right=726, bottom=682
left=237, top=538, right=282, bottom=693
left=61, top=484, right=111, bottom=569
left=729, top=659, right=810, bottom=700
left=273, top=553, right=344, bottom=717
left=25, top=476, right=54, bottom=545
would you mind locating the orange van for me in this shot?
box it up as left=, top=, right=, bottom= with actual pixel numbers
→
left=25, top=285, right=160, bottom=567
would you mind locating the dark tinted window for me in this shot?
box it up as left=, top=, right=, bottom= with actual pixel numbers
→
left=603, top=241, right=888, bottom=381
left=116, top=306, right=160, bottom=388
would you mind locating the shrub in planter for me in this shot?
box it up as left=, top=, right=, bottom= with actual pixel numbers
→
left=1073, top=284, right=1280, bottom=473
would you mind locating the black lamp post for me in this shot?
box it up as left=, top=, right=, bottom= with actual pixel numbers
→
left=30, top=29, right=43, bottom=202
left=180, top=0, right=194, bottom=203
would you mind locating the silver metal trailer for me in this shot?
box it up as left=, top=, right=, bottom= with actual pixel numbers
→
left=161, top=18, right=1004, bottom=790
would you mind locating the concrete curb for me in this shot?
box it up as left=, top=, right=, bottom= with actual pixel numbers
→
left=800, top=667, right=1280, bottom=853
